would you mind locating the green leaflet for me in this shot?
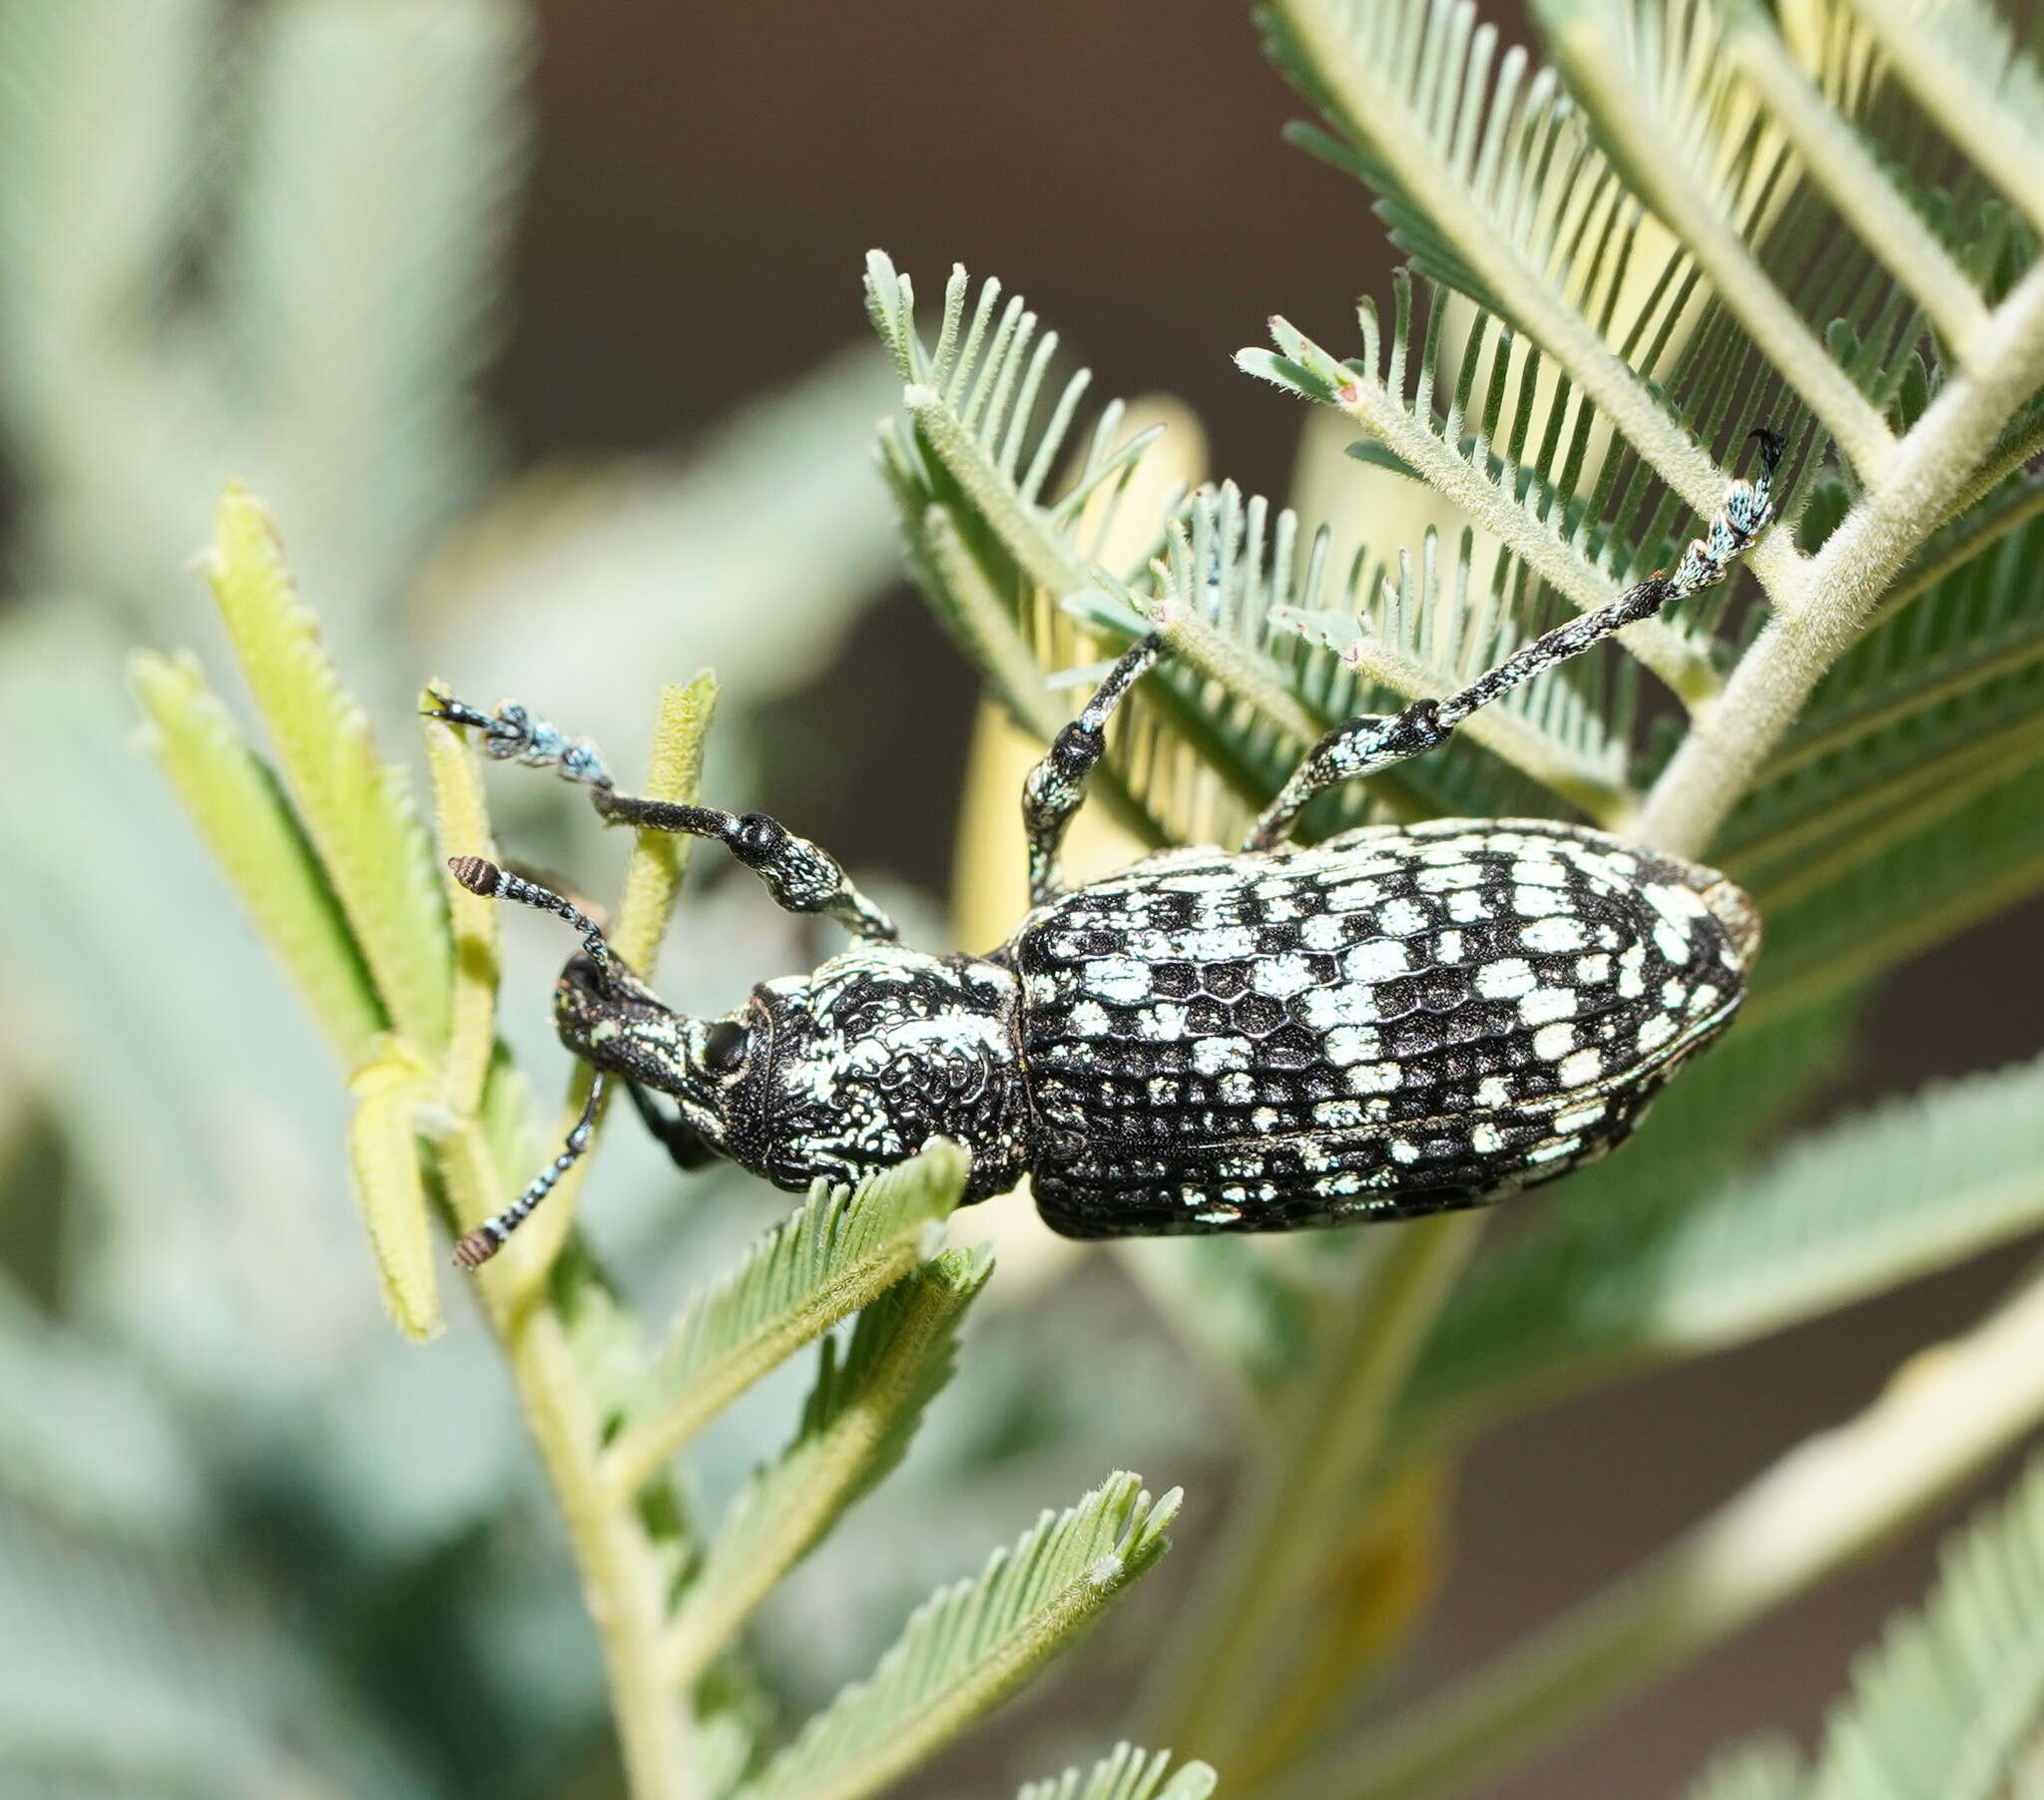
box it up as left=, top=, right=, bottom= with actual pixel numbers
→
left=1680, top=1454, right=2044, bottom=1800
left=132, top=649, right=385, bottom=1067
left=1722, top=505, right=2044, bottom=902
left=660, top=1247, right=993, bottom=1691
left=344, top=1044, right=443, bottom=1344
left=1014, top=1743, right=1220, bottom=1800
left=1753, top=757, right=2044, bottom=1018
left=202, top=485, right=451, bottom=1052
left=601, top=1141, right=971, bottom=1500
left=220, top=0, right=531, bottom=621
left=734, top=1474, right=1181, bottom=1800
left=1403, top=1042, right=2044, bottom=1448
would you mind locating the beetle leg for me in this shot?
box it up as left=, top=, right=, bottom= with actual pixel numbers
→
left=589, top=792, right=898, bottom=942
left=625, top=1081, right=721, bottom=1170
left=428, top=691, right=897, bottom=942
left=1022, top=633, right=1163, bottom=906
left=422, top=693, right=614, bottom=789
left=1248, top=427, right=1783, bottom=851
left=1246, top=700, right=1455, bottom=851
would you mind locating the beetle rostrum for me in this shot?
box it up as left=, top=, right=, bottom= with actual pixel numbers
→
left=430, top=428, right=1781, bottom=1267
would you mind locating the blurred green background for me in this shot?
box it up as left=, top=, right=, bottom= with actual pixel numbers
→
left=1, top=3, right=2039, bottom=1797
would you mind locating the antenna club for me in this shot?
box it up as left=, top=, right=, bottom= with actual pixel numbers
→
left=449, top=855, right=502, bottom=897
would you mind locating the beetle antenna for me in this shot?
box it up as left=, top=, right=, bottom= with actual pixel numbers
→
left=453, top=1071, right=607, bottom=1268
left=448, top=855, right=611, bottom=975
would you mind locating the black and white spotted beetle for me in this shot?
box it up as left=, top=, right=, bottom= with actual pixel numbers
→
left=430, top=430, right=1781, bottom=1267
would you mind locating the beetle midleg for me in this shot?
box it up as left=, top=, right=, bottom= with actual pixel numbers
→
left=1022, top=632, right=1162, bottom=905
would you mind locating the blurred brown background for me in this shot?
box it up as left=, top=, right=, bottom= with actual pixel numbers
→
left=493, top=3, right=2040, bottom=1794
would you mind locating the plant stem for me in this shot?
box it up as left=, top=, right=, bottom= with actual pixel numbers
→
left=436, top=1123, right=698, bottom=1800
left=424, top=685, right=719, bottom=1797
left=1262, top=1262, right=2044, bottom=1800
left=1145, top=1211, right=1485, bottom=1770
left=1634, top=256, right=2044, bottom=855
left=503, top=1306, right=698, bottom=1799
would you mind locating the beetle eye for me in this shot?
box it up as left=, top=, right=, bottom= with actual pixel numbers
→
left=703, top=1019, right=750, bottom=1074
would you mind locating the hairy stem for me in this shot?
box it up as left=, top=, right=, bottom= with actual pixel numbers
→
left=1264, top=1262, right=2044, bottom=1800
left=1146, top=1211, right=1485, bottom=1770
left=438, top=1125, right=699, bottom=1800
left=1634, top=257, right=2044, bottom=854
left=425, top=684, right=719, bottom=1797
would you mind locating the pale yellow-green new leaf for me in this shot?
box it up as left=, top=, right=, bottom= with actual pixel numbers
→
left=132, top=649, right=385, bottom=1067
left=203, top=484, right=450, bottom=1050
left=493, top=672, right=720, bottom=1287
left=421, top=682, right=500, bottom=1119
left=345, top=1043, right=443, bottom=1342
left=1015, top=1743, right=1219, bottom=1800
left=613, top=671, right=718, bottom=972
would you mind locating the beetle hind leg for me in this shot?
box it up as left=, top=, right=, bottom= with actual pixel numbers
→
left=1247, top=426, right=1783, bottom=851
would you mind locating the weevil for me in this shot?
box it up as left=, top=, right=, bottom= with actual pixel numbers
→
left=431, top=430, right=1782, bottom=1267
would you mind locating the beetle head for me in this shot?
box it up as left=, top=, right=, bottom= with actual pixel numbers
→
left=554, top=943, right=1028, bottom=1199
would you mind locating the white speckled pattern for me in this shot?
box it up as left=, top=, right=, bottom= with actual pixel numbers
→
left=1013, top=818, right=1753, bottom=1236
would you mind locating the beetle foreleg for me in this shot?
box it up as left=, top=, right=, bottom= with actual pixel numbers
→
left=423, top=694, right=613, bottom=789
left=449, top=855, right=614, bottom=974
left=590, top=792, right=898, bottom=943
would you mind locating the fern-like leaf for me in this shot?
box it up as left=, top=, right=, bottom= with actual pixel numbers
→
left=1255, top=0, right=1806, bottom=576
left=1753, top=757, right=2044, bottom=1017
left=1243, top=282, right=1727, bottom=700
left=733, top=1474, right=1181, bottom=1800
left=131, top=649, right=385, bottom=1066
left=1681, top=1453, right=2044, bottom=1800
left=1403, top=1046, right=2044, bottom=1445
left=601, top=1141, right=970, bottom=1499
left=201, top=485, right=450, bottom=1051
left=1015, top=1742, right=1220, bottom=1800
left=1722, top=507, right=2044, bottom=904
left=872, top=254, right=1734, bottom=848
left=659, top=1246, right=993, bottom=1691
left=221, top=0, right=530, bottom=625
